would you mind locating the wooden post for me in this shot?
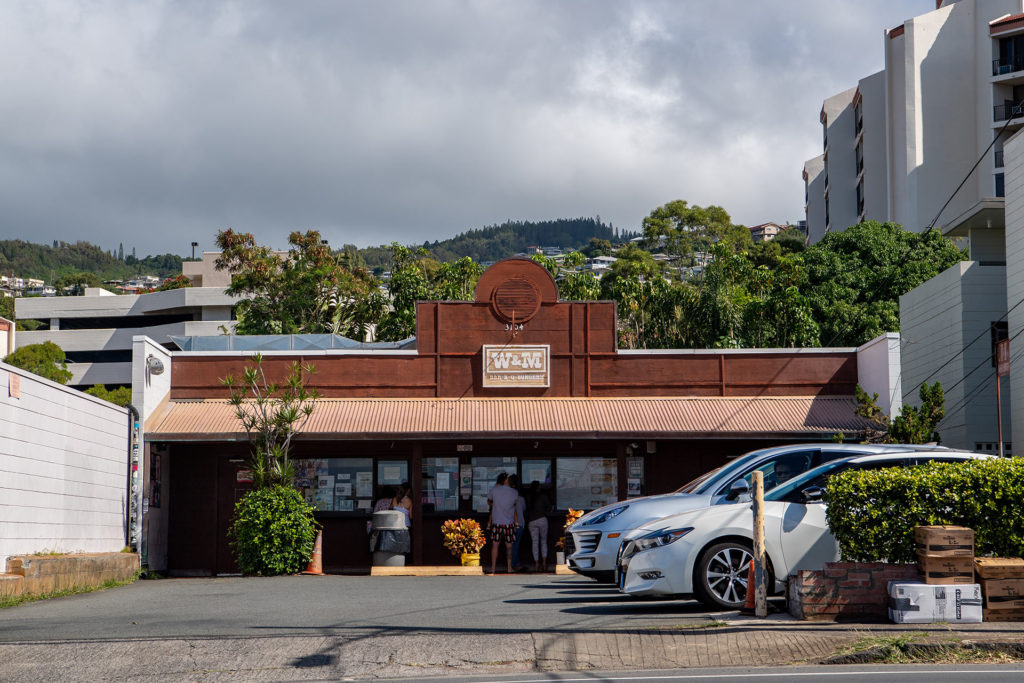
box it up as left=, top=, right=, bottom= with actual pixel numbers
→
left=751, top=470, right=767, bottom=617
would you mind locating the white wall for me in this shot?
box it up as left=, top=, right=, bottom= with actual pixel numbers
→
left=859, top=70, right=889, bottom=224
left=1005, top=127, right=1024, bottom=453
left=132, top=336, right=172, bottom=572
left=0, top=362, right=129, bottom=570
left=856, top=332, right=902, bottom=418
left=804, top=155, right=826, bottom=243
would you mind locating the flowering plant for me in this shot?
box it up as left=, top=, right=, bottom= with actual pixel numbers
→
left=555, top=508, right=584, bottom=551
left=441, top=518, right=486, bottom=556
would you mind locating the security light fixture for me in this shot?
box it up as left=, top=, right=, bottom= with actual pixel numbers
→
left=146, top=355, right=165, bottom=375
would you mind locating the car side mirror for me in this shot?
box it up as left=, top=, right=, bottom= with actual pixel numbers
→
left=802, top=486, right=825, bottom=503
left=726, top=479, right=750, bottom=501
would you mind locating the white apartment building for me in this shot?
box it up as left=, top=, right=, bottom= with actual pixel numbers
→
left=805, top=0, right=1024, bottom=452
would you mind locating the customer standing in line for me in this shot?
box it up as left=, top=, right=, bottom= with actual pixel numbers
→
left=487, top=473, right=518, bottom=574
left=508, top=474, right=526, bottom=571
left=526, top=480, right=552, bottom=571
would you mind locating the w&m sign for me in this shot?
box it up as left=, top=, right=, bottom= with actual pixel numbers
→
left=482, top=345, right=550, bottom=388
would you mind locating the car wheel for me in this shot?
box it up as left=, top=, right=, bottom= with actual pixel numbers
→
left=694, top=541, right=755, bottom=610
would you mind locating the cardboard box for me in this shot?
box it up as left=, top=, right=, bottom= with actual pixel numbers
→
left=914, top=526, right=974, bottom=557
left=975, top=557, right=1024, bottom=580
left=983, top=608, right=1024, bottom=622
left=888, top=581, right=982, bottom=624
left=981, top=578, right=1024, bottom=610
left=917, top=552, right=975, bottom=584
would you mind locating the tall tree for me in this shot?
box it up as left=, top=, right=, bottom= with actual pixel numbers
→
left=642, top=200, right=751, bottom=264
left=4, top=341, right=73, bottom=384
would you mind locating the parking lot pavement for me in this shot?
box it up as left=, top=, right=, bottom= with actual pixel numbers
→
left=1, top=574, right=1023, bottom=680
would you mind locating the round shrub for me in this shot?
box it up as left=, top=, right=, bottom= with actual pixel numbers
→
left=229, top=485, right=319, bottom=576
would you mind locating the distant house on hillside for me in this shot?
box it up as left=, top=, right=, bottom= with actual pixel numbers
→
left=749, top=222, right=783, bottom=242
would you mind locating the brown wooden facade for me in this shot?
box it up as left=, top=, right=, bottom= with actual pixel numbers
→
left=150, top=258, right=865, bottom=575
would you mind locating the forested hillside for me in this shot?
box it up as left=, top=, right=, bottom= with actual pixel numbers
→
left=0, top=240, right=184, bottom=281
left=357, top=217, right=637, bottom=269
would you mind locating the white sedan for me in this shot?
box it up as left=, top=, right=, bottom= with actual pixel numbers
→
left=618, top=451, right=990, bottom=610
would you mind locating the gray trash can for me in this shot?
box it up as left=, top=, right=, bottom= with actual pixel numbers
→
left=369, top=509, right=410, bottom=566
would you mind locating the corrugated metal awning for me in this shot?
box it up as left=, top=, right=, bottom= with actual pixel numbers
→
left=145, top=396, right=874, bottom=441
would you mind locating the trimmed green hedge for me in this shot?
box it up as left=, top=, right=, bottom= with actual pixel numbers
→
left=229, top=485, right=319, bottom=576
left=824, top=459, right=1024, bottom=563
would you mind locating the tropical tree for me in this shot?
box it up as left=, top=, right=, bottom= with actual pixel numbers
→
left=3, top=341, right=73, bottom=384
left=641, top=200, right=751, bottom=264
left=215, top=229, right=381, bottom=338
left=84, top=384, right=132, bottom=406
left=855, top=381, right=945, bottom=444
left=55, top=271, right=102, bottom=296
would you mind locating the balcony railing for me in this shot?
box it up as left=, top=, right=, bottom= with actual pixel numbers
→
left=994, top=55, right=1024, bottom=76
left=996, top=150, right=1005, bottom=168
left=994, top=103, right=1024, bottom=122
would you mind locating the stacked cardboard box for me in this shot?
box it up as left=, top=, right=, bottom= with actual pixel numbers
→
left=975, top=557, right=1024, bottom=621
left=915, top=526, right=974, bottom=584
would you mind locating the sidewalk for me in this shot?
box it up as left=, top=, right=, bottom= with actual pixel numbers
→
left=3, top=613, right=1022, bottom=681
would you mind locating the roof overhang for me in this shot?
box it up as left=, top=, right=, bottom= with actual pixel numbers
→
left=940, top=198, right=1004, bottom=238
left=145, top=396, right=875, bottom=442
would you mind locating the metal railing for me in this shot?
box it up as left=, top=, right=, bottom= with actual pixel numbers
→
left=994, top=103, right=1024, bottom=122
left=993, top=56, right=1024, bottom=76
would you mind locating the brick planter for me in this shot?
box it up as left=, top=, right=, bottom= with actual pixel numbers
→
left=3, top=552, right=139, bottom=598
left=788, top=562, right=917, bottom=621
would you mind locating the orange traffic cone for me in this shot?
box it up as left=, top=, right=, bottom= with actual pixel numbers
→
left=740, top=560, right=755, bottom=614
left=302, top=531, right=323, bottom=575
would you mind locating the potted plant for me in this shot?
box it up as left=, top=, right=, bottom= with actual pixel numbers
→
left=441, top=518, right=487, bottom=566
left=554, top=508, right=584, bottom=565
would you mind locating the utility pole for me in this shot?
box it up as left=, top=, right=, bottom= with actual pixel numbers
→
left=751, top=470, right=767, bottom=617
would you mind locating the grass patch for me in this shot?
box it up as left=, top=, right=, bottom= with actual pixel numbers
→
left=647, top=619, right=729, bottom=630
left=830, top=632, right=1024, bottom=665
left=0, top=571, right=141, bottom=610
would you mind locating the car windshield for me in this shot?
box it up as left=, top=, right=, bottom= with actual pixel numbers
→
left=764, top=460, right=847, bottom=502
left=673, top=447, right=778, bottom=494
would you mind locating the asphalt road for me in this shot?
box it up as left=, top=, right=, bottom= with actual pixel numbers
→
left=0, top=574, right=721, bottom=642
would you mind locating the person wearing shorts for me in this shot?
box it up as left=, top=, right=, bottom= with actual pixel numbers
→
left=488, top=473, right=519, bottom=574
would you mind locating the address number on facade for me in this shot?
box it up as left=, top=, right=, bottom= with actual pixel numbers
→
left=482, top=345, right=550, bottom=388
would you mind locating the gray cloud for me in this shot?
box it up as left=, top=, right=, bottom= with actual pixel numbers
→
left=0, top=0, right=932, bottom=256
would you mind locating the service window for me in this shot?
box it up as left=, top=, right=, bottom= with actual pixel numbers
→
left=295, top=458, right=374, bottom=512
left=422, top=457, right=460, bottom=512
left=377, top=461, right=409, bottom=488
left=521, top=459, right=552, bottom=487
left=471, top=456, right=518, bottom=512
left=556, top=457, right=617, bottom=510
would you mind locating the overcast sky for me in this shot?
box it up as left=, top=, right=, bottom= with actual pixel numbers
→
left=1, top=0, right=934, bottom=257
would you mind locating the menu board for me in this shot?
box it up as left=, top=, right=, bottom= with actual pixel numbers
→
left=471, top=457, right=518, bottom=512
left=295, top=458, right=374, bottom=512
left=556, top=457, right=617, bottom=510
left=422, top=457, right=459, bottom=511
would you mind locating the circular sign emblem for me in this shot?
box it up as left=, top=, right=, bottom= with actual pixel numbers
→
left=491, top=276, right=541, bottom=323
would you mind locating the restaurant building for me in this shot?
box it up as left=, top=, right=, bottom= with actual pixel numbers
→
left=135, top=258, right=884, bottom=574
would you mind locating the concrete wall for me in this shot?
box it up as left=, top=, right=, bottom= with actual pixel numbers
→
left=822, top=88, right=858, bottom=233
left=1005, top=127, right=1024, bottom=453
left=0, top=316, right=13, bottom=357
left=804, top=155, right=826, bottom=243
left=0, top=362, right=129, bottom=570
left=859, top=70, right=889, bottom=225
left=133, top=336, right=173, bottom=572
left=901, top=261, right=1010, bottom=451
left=856, top=333, right=902, bottom=418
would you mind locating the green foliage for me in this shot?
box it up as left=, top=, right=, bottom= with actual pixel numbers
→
left=0, top=296, right=12, bottom=320
left=824, top=459, right=1024, bottom=562
left=54, top=271, right=101, bottom=296
left=84, top=384, right=133, bottom=406
left=855, top=381, right=945, bottom=444
left=216, top=229, right=383, bottom=339
left=642, top=200, right=751, bottom=264
left=375, top=244, right=484, bottom=341
left=3, top=342, right=72, bottom=384
left=801, top=223, right=965, bottom=346
left=229, top=485, right=319, bottom=576
left=532, top=251, right=602, bottom=301
left=0, top=239, right=183, bottom=282
left=221, top=354, right=319, bottom=488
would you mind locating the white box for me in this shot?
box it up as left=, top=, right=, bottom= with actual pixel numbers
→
left=888, top=581, right=982, bottom=624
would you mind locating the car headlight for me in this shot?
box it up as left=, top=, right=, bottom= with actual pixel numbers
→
left=581, top=505, right=629, bottom=526
left=631, top=527, right=693, bottom=553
